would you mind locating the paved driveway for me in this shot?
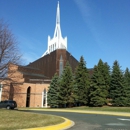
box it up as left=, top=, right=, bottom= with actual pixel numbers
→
left=21, top=110, right=130, bottom=130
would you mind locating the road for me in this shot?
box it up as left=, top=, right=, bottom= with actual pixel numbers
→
left=21, top=110, right=130, bottom=130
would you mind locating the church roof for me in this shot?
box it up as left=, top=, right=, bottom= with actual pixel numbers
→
left=20, top=71, right=48, bottom=78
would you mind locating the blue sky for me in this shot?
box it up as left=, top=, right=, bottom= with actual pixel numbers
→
left=0, top=0, right=130, bottom=71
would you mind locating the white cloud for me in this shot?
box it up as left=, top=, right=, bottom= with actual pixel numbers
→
left=73, top=0, right=90, bottom=22
left=73, top=0, right=106, bottom=51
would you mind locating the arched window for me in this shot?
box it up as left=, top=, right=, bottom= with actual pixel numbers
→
left=44, top=88, right=46, bottom=95
left=26, top=87, right=31, bottom=107
left=43, top=88, right=46, bottom=106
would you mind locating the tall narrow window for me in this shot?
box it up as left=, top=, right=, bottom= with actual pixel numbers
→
left=26, top=87, right=31, bottom=107
left=53, top=44, right=55, bottom=50
left=59, top=55, right=63, bottom=76
left=49, top=46, right=50, bottom=52
left=55, top=43, right=56, bottom=49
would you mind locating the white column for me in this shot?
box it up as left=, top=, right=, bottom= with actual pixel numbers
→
left=0, top=83, right=3, bottom=102
left=45, top=91, right=47, bottom=108
left=41, top=91, right=44, bottom=107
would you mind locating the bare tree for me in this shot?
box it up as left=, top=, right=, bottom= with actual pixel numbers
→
left=0, top=20, right=22, bottom=101
left=0, top=20, right=21, bottom=78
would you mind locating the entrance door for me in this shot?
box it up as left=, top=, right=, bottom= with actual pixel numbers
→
left=43, top=88, right=46, bottom=106
left=26, top=87, right=31, bottom=107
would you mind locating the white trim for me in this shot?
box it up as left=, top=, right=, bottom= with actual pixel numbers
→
left=45, top=91, right=47, bottom=107
left=41, top=90, right=48, bottom=108
left=41, top=91, right=44, bottom=107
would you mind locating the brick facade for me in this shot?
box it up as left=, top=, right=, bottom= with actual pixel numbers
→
left=0, top=49, right=79, bottom=107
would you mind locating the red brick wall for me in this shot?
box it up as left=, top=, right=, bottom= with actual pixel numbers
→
left=12, top=83, right=49, bottom=107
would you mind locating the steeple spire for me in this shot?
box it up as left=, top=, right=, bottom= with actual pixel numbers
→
left=42, top=1, right=67, bottom=57
left=54, top=1, right=62, bottom=39
left=56, top=1, right=60, bottom=24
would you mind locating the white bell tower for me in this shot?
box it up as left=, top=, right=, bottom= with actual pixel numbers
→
left=42, top=1, right=67, bottom=57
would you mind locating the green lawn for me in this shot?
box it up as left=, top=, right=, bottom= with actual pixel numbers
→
left=65, top=106, right=130, bottom=112
left=0, top=109, right=64, bottom=130
left=20, top=106, right=130, bottom=112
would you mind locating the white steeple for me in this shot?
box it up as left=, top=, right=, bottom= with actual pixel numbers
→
left=42, top=1, right=67, bottom=57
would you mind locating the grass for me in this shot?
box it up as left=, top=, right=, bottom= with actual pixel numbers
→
left=65, top=106, right=130, bottom=112
left=20, top=106, right=130, bottom=112
left=0, top=109, right=64, bottom=130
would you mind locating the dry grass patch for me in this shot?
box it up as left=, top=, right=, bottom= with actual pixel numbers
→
left=0, top=109, right=64, bottom=130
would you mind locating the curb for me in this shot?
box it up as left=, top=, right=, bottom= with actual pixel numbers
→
left=20, top=117, right=74, bottom=130
left=30, top=109, right=130, bottom=117
left=19, top=108, right=130, bottom=130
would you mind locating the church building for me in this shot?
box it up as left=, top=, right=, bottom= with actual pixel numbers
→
left=0, top=2, right=79, bottom=107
